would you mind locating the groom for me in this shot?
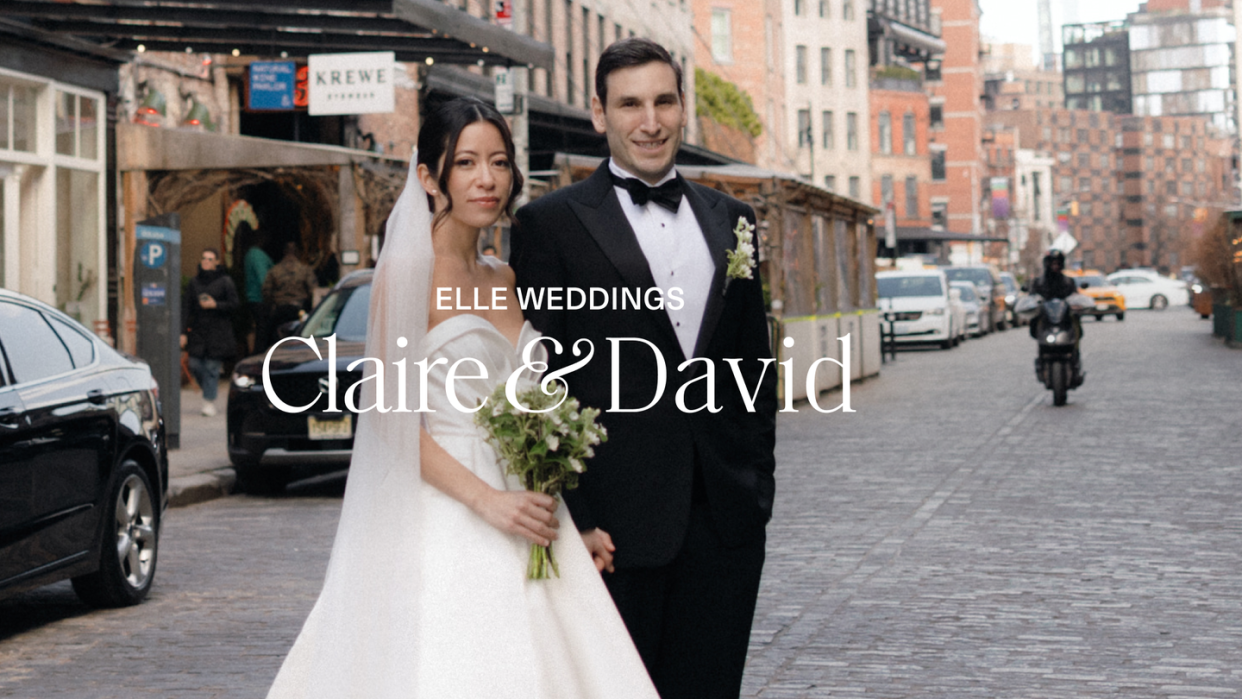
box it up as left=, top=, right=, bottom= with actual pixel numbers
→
left=512, top=38, right=777, bottom=698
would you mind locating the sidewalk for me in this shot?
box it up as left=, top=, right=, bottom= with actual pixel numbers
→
left=167, top=388, right=236, bottom=507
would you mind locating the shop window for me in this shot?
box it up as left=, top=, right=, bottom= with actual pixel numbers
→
left=56, top=168, right=100, bottom=324
left=54, top=91, right=98, bottom=160
left=1, top=81, right=38, bottom=153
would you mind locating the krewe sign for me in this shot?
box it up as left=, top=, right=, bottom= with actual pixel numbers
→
left=307, top=52, right=396, bottom=116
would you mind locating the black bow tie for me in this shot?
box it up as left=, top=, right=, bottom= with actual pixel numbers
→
left=610, top=172, right=684, bottom=213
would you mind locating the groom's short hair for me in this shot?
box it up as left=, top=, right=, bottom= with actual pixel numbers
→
left=595, top=38, right=683, bottom=108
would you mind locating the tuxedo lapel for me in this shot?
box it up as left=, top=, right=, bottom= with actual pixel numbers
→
left=682, top=178, right=733, bottom=358
left=568, top=163, right=681, bottom=350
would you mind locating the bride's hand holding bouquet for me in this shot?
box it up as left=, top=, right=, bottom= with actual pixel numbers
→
left=476, top=381, right=608, bottom=579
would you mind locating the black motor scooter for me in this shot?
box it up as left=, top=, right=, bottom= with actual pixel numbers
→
left=1015, top=293, right=1093, bottom=406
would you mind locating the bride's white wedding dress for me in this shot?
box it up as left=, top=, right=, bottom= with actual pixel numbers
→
left=413, top=312, right=658, bottom=698
left=266, top=151, right=658, bottom=699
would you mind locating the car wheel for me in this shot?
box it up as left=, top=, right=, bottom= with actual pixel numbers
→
left=1150, top=294, right=1168, bottom=310
left=71, top=460, right=159, bottom=608
left=236, top=462, right=291, bottom=495
left=1095, top=314, right=1104, bottom=321
left=1117, top=312, right=1125, bottom=321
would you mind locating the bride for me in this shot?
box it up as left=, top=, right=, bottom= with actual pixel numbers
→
left=266, top=98, right=659, bottom=699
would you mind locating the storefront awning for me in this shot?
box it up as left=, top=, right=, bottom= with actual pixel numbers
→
left=0, top=0, right=554, bottom=70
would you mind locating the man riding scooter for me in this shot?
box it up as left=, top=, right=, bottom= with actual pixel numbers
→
left=1029, top=249, right=1084, bottom=386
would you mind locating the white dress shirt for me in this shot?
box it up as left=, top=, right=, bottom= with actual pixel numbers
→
left=609, top=159, right=714, bottom=360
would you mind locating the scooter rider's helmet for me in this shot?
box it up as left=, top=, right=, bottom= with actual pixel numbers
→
left=1043, top=249, right=1066, bottom=274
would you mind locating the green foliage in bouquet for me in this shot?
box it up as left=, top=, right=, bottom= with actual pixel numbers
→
left=475, top=382, right=607, bottom=578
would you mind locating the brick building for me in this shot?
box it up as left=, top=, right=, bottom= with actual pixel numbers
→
left=927, top=0, right=987, bottom=243
left=987, top=108, right=1232, bottom=273
left=983, top=42, right=1064, bottom=112
left=1119, top=115, right=1234, bottom=272
left=871, top=74, right=934, bottom=253
left=691, top=0, right=789, bottom=170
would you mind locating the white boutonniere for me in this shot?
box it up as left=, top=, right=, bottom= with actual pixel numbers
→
left=725, top=216, right=757, bottom=282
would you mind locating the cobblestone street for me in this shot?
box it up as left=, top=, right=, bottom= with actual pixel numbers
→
left=2, top=309, right=1240, bottom=698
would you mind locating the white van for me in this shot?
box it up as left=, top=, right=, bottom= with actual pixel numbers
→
left=877, top=269, right=961, bottom=349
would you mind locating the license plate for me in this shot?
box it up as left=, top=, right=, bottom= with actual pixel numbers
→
left=1095, top=302, right=1109, bottom=310
left=307, top=414, right=352, bottom=440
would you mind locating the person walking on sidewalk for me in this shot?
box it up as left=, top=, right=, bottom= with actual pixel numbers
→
left=181, top=247, right=239, bottom=417
left=262, top=241, right=317, bottom=340
left=242, top=224, right=274, bottom=352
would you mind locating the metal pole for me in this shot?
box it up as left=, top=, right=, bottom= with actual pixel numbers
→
left=511, top=0, right=530, bottom=207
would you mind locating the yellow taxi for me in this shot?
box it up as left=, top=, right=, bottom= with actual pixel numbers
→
left=1065, top=269, right=1126, bottom=321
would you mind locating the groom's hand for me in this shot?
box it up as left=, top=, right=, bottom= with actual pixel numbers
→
left=581, top=528, right=616, bottom=573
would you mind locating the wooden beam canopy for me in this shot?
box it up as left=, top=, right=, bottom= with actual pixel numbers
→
left=0, top=0, right=555, bottom=69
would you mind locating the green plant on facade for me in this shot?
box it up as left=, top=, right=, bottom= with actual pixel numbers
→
left=695, top=68, right=763, bottom=138
left=874, top=65, right=921, bottom=82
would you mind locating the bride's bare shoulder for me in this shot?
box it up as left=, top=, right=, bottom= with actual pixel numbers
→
left=481, top=255, right=516, bottom=285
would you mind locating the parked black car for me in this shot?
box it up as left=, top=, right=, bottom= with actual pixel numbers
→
left=0, top=290, right=167, bottom=607
left=227, top=270, right=371, bottom=493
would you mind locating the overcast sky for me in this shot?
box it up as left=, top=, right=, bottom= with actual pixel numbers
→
left=978, top=0, right=1144, bottom=58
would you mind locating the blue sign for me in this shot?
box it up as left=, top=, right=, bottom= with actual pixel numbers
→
left=141, top=283, right=166, bottom=307
left=250, top=61, right=296, bottom=110
left=135, top=224, right=181, bottom=243
left=139, top=241, right=167, bottom=269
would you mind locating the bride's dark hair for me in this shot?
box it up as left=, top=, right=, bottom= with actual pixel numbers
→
left=417, top=97, right=523, bottom=230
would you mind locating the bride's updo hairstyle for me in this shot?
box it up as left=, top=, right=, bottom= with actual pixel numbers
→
left=417, top=96, right=524, bottom=230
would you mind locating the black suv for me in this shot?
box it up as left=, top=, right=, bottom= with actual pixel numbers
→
left=0, top=290, right=167, bottom=607
left=227, top=271, right=372, bottom=493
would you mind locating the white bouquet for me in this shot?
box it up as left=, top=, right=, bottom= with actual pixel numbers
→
left=475, top=383, right=607, bottom=579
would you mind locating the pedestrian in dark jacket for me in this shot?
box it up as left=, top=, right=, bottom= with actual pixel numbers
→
left=181, top=247, right=239, bottom=416
left=262, top=241, right=317, bottom=341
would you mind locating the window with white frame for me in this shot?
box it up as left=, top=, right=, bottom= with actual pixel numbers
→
left=711, top=9, right=732, bottom=63
left=0, top=70, right=107, bottom=333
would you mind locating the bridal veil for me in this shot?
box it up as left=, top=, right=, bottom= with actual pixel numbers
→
left=267, top=151, right=432, bottom=699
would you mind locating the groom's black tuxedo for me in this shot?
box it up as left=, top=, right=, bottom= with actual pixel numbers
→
left=513, top=161, right=777, bottom=699
left=512, top=162, right=777, bottom=567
